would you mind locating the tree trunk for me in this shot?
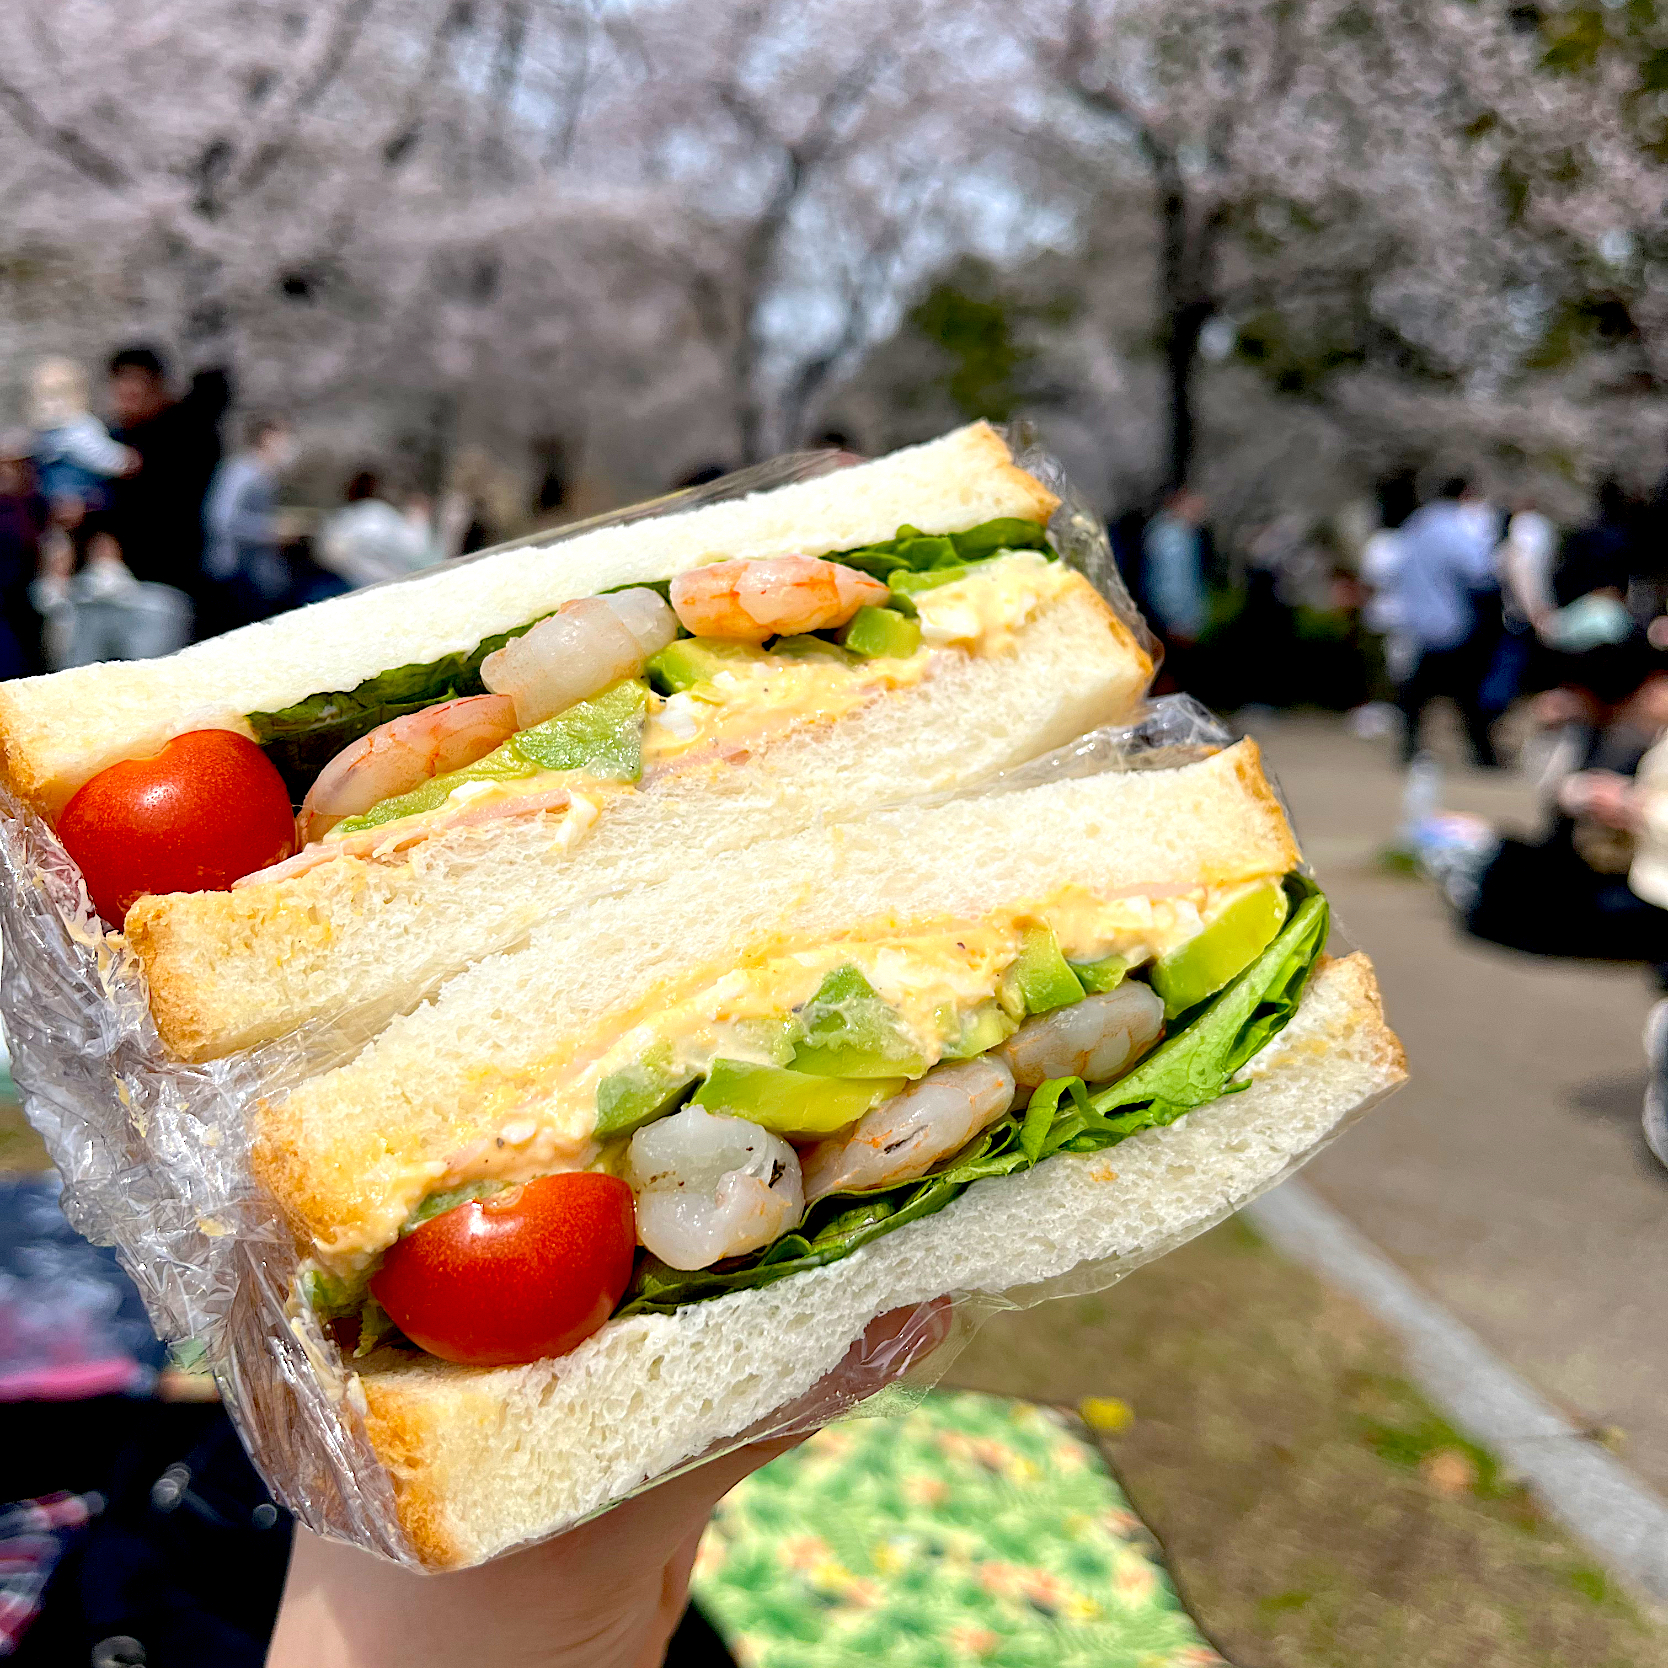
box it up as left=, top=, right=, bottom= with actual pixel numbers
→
left=1152, top=147, right=1208, bottom=493
left=1165, top=296, right=1210, bottom=491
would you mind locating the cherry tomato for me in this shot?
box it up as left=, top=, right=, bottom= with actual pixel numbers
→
left=56, top=730, right=297, bottom=926
left=370, top=1173, right=637, bottom=1367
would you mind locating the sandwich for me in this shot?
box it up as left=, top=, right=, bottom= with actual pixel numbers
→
left=251, top=736, right=1404, bottom=1568
left=0, top=422, right=1152, bottom=1062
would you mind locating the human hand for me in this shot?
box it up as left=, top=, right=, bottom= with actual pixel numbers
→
left=267, top=1300, right=952, bottom=1668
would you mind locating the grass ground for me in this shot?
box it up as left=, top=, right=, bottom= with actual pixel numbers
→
left=942, top=1217, right=1668, bottom=1668
left=0, top=1098, right=49, bottom=1171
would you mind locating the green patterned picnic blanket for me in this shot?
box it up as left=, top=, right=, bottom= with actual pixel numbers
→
left=692, top=1390, right=1228, bottom=1668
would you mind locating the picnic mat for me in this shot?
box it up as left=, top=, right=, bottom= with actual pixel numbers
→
left=692, top=1389, right=1229, bottom=1668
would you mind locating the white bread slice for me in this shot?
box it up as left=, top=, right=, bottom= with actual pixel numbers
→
left=0, top=422, right=1057, bottom=815
left=353, top=951, right=1404, bottom=1568
left=126, top=576, right=1149, bottom=1062
left=254, top=739, right=1299, bottom=1264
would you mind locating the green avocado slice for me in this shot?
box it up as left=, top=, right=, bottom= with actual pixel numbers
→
left=646, top=639, right=773, bottom=694
left=789, top=964, right=927, bottom=1079
left=595, top=1044, right=700, bottom=1139
left=1069, top=953, right=1128, bottom=994
left=841, top=606, right=921, bottom=660
left=332, top=678, right=648, bottom=834
left=937, top=1001, right=1019, bottom=1060
left=692, top=1059, right=906, bottom=1137
left=1150, top=879, right=1291, bottom=1018
left=1001, top=923, right=1086, bottom=1016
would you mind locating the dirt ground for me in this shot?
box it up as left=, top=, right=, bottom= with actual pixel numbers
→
left=946, top=1218, right=1668, bottom=1668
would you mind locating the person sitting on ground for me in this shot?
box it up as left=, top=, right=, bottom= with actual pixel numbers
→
left=31, top=495, right=192, bottom=670
left=1551, top=657, right=1668, bottom=1170
left=316, top=471, right=450, bottom=591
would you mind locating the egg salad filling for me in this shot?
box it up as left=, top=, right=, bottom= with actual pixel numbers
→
left=289, top=549, right=1086, bottom=860
left=301, top=871, right=1330, bottom=1355
left=243, top=518, right=1085, bottom=859
left=440, top=875, right=1273, bottom=1185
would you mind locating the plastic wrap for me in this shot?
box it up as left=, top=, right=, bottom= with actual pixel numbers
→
left=0, top=433, right=1396, bottom=1570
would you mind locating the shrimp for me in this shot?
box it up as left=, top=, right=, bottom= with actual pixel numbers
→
left=801, top=1057, right=1016, bottom=1204
left=481, top=589, right=678, bottom=729
left=996, top=984, right=1165, bottom=1093
left=296, top=693, right=519, bottom=845
left=669, top=556, right=888, bottom=642
left=625, top=1106, right=805, bottom=1270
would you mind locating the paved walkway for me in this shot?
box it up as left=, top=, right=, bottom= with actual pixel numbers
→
left=1246, top=714, right=1668, bottom=1494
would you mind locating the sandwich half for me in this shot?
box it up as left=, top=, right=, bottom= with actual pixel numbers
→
left=250, top=738, right=1405, bottom=1566
left=0, top=423, right=1151, bottom=1061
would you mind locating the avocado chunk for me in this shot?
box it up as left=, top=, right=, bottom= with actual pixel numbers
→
left=1001, top=923, right=1086, bottom=1016
left=1150, top=880, right=1291, bottom=1018
left=692, top=1058, right=906, bottom=1137
left=769, top=634, right=852, bottom=665
left=335, top=678, right=648, bottom=833
left=1069, top=953, right=1128, bottom=994
left=646, top=638, right=772, bottom=694
left=887, top=562, right=985, bottom=600
left=511, top=678, right=648, bottom=777
left=790, top=964, right=927, bottom=1078
left=937, top=1000, right=1019, bottom=1060
left=841, top=606, right=922, bottom=660
left=595, top=1043, right=699, bottom=1139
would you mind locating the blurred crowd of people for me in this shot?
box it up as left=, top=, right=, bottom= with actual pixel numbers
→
left=0, top=347, right=483, bottom=680
left=1125, top=458, right=1668, bottom=757
left=1121, top=456, right=1668, bottom=1169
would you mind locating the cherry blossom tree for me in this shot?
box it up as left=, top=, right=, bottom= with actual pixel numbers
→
left=0, top=0, right=1661, bottom=519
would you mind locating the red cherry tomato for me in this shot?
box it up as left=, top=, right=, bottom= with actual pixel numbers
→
left=56, top=730, right=297, bottom=926
left=370, top=1173, right=637, bottom=1367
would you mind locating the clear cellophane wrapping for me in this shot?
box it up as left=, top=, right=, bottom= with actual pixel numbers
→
left=0, top=430, right=1390, bottom=1568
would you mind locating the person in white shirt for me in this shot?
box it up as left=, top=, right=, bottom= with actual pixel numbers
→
left=316, top=472, right=447, bottom=590
left=1496, top=500, right=1558, bottom=633
left=1389, top=477, right=1502, bottom=766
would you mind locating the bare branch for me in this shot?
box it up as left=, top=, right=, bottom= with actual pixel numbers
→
left=231, top=0, right=378, bottom=202
left=0, top=68, right=130, bottom=188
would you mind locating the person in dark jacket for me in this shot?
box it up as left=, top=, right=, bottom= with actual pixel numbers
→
left=0, top=433, right=47, bottom=678
left=105, top=346, right=230, bottom=633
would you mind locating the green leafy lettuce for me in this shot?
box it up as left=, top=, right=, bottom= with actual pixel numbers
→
left=248, top=616, right=559, bottom=801
left=617, top=876, right=1327, bottom=1316
left=830, top=517, right=1050, bottom=582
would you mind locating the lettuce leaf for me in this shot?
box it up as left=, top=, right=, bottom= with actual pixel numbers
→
left=831, top=517, right=1051, bottom=581
left=617, top=876, right=1328, bottom=1316
left=248, top=614, right=555, bottom=801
